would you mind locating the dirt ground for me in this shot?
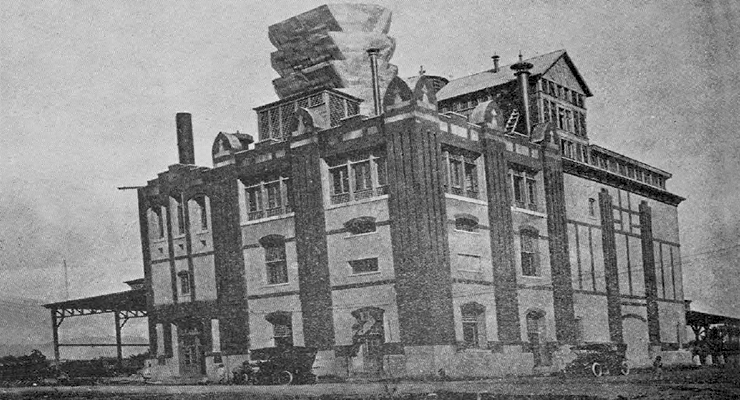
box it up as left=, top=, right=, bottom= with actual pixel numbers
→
left=1, top=365, right=738, bottom=400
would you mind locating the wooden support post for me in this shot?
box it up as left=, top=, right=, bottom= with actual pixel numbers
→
left=51, top=309, right=60, bottom=363
left=114, top=311, right=123, bottom=366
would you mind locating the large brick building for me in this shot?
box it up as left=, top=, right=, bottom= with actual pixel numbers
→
left=137, top=4, right=689, bottom=380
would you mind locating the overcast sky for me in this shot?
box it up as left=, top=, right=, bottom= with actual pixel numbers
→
left=1, top=0, right=739, bottom=321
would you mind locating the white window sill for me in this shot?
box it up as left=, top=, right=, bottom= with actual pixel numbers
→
left=242, top=213, right=295, bottom=226
left=458, top=269, right=482, bottom=274
left=327, top=195, right=389, bottom=210
left=453, top=228, right=480, bottom=235
left=445, top=193, right=488, bottom=206
left=344, top=231, right=379, bottom=239
left=349, top=270, right=382, bottom=277
left=511, top=206, right=547, bottom=218
left=264, top=282, right=291, bottom=288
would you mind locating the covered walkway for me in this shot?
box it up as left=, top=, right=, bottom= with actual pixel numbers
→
left=43, top=279, right=149, bottom=364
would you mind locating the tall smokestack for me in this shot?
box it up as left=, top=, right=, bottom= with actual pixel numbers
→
left=176, top=113, right=195, bottom=164
left=367, top=48, right=382, bottom=116
left=510, top=53, right=534, bottom=135
left=492, top=54, right=500, bottom=73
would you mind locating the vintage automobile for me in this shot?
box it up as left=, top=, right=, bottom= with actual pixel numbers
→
left=563, top=343, right=630, bottom=377
left=234, top=346, right=318, bottom=385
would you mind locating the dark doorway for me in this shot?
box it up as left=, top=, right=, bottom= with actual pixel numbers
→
left=178, top=319, right=205, bottom=377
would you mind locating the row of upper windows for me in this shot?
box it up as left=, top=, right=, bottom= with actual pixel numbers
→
left=541, top=79, right=585, bottom=108
left=543, top=99, right=587, bottom=137
left=148, top=196, right=209, bottom=240
left=240, top=147, right=536, bottom=224
left=560, top=140, right=667, bottom=189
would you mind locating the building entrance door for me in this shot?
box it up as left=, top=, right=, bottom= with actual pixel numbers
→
left=178, top=320, right=205, bottom=377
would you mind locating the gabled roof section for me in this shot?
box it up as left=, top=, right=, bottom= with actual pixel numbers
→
left=436, top=50, right=593, bottom=101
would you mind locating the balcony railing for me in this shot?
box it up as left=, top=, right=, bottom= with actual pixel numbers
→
left=247, top=206, right=292, bottom=221
left=330, top=186, right=388, bottom=205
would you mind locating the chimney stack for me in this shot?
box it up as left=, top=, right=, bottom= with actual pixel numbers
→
left=176, top=113, right=195, bottom=164
left=367, top=48, right=382, bottom=116
left=492, top=54, right=500, bottom=73
left=510, top=53, right=534, bottom=135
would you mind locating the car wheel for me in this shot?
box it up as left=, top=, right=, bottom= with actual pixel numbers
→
left=620, top=361, right=630, bottom=376
left=276, top=370, right=293, bottom=385
left=591, top=362, right=603, bottom=377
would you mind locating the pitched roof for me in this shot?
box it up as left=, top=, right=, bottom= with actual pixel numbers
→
left=436, top=50, right=592, bottom=101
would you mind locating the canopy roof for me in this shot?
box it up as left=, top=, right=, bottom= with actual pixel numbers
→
left=686, top=310, right=740, bottom=327
left=43, top=289, right=146, bottom=313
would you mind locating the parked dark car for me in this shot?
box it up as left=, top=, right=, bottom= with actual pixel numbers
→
left=234, top=346, right=317, bottom=385
left=564, top=343, right=630, bottom=377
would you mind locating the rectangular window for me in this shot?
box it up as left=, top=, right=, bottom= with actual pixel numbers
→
left=513, top=173, right=525, bottom=206
left=449, top=156, right=463, bottom=193
left=246, top=186, right=263, bottom=220
left=376, top=157, right=387, bottom=190
left=178, top=271, right=191, bottom=295
left=328, top=152, right=387, bottom=204
left=153, top=208, right=164, bottom=239
left=521, top=231, right=539, bottom=276
left=542, top=100, right=550, bottom=122
left=246, top=179, right=292, bottom=221
left=579, top=113, right=587, bottom=135
left=557, top=107, right=565, bottom=130
left=353, top=160, right=372, bottom=194
left=445, top=150, right=479, bottom=199
left=462, top=315, right=479, bottom=347
left=464, top=161, right=478, bottom=197
left=265, top=182, right=282, bottom=217
left=511, top=169, right=537, bottom=211
left=349, top=258, right=379, bottom=274
left=461, top=306, right=486, bottom=349
left=265, top=245, right=288, bottom=285
left=196, top=198, right=208, bottom=230
left=550, top=101, right=557, bottom=123
left=176, top=200, right=185, bottom=235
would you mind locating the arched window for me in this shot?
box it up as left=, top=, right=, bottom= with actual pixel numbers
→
left=170, top=196, right=186, bottom=235
left=344, top=216, right=377, bottom=235
left=191, top=195, right=208, bottom=231
left=461, top=302, right=487, bottom=348
left=149, top=206, right=165, bottom=239
left=454, top=214, right=478, bottom=232
left=520, top=227, right=540, bottom=276
left=260, top=235, right=288, bottom=285
left=265, top=311, right=293, bottom=347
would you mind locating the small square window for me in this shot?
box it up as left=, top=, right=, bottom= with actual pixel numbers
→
left=349, top=258, right=379, bottom=274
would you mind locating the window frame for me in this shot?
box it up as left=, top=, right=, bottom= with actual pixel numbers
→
left=261, top=235, right=288, bottom=285
left=177, top=270, right=192, bottom=295
left=461, top=302, right=487, bottom=349
left=327, top=151, right=388, bottom=205
left=510, top=169, right=538, bottom=211
left=520, top=227, right=540, bottom=277
left=349, top=257, right=380, bottom=275
left=444, top=148, right=480, bottom=199
left=245, top=177, right=292, bottom=221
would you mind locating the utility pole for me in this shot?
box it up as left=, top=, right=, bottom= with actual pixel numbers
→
left=63, top=259, right=69, bottom=300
